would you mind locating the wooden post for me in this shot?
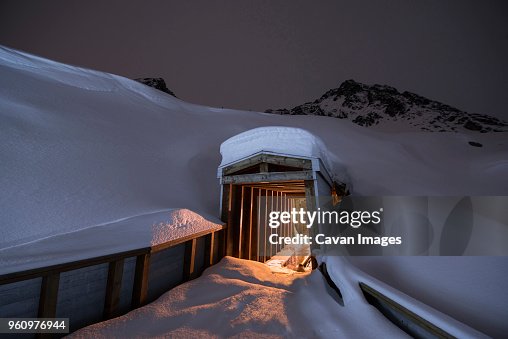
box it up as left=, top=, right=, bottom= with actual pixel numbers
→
left=238, top=186, right=245, bottom=258
left=240, top=187, right=252, bottom=259
left=203, top=232, right=215, bottom=268
left=250, top=188, right=258, bottom=260
left=225, top=184, right=237, bottom=257
left=132, top=253, right=150, bottom=309
left=103, top=259, right=124, bottom=320
left=265, top=189, right=270, bottom=261
left=183, top=238, right=197, bottom=281
left=38, top=273, right=60, bottom=318
left=217, top=228, right=226, bottom=262
left=305, top=180, right=318, bottom=251
left=260, top=162, right=269, bottom=173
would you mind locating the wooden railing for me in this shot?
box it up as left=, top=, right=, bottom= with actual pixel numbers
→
left=0, top=225, right=226, bottom=338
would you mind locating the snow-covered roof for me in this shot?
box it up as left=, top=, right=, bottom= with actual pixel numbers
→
left=219, top=126, right=333, bottom=171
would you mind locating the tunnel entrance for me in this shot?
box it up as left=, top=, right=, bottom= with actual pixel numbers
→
left=218, top=153, right=342, bottom=269
left=218, top=127, right=346, bottom=270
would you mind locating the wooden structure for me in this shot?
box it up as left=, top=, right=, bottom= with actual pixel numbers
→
left=218, top=151, right=343, bottom=264
left=0, top=226, right=226, bottom=338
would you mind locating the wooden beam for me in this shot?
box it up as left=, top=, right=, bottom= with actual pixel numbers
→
left=222, top=153, right=312, bottom=175
left=38, top=273, right=60, bottom=318
left=0, top=247, right=149, bottom=286
left=225, top=184, right=235, bottom=256
left=359, top=282, right=454, bottom=338
left=131, top=253, right=150, bottom=308
left=248, top=188, right=255, bottom=260
left=217, top=228, right=226, bottom=263
left=103, top=259, right=124, bottom=320
left=240, top=187, right=252, bottom=259
left=150, top=224, right=225, bottom=253
left=203, top=232, right=215, bottom=268
left=183, top=238, right=197, bottom=281
left=259, top=162, right=269, bottom=173
left=222, top=171, right=314, bottom=185
left=305, top=180, right=319, bottom=250
left=304, top=180, right=317, bottom=212
left=238, top=186, right=245, bottom=258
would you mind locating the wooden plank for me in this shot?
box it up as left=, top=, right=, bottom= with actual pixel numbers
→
left=131, top=253, right=150, bottom=309
left=222, top=154, right=312, bottom=175
left=250, top=188, right=258, bottom=260
left=203, top=232, right=215, bottom=268
left=225, top=184, right=235, bottom=256
left=304, top=180, right=317, bottom=212
left=217, top=228, right=226, bottom=263
left=305, top=180, right=318, bottom=248
left=0, top=247, right=149, bottom=286
left=103, top=259, right=124, bottom=320
left=150, top=224, right=225, bottom=253
left=1, top=223, right=226, bottom=286
left=238, top=186, right=245, bottom=258
left=222, top=171, right=314, bottom=185
left=183, top=238, right=197, bottom=281
left=359, top=282, right=454, bottom=338
left=240, top=187, right=252, bottom=259
left=259, top=162, right=269, bottom=173
left=38, top=273, right=60, bottom=318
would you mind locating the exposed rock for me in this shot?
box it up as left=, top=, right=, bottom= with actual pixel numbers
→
left=468, top=141, right=483, bottom=147
left=265, top=79, right=508, bottom=133
left=134, top=78, right=177, bottom=97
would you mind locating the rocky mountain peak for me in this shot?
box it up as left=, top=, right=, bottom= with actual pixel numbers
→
left=266, top=80, right=507, bottom=133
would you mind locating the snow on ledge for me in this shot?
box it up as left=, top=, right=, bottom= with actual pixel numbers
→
left=219, top=126, right=333, bottom=171
left=0, top=209, right=224, bottom=275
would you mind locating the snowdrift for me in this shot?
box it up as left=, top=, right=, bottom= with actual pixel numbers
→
left=1, top=45, right=508, bottom=336
left=69, top=257, right=409, bottom=339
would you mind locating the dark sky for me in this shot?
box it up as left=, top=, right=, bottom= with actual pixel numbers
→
left=1, top=1, right=508, bottom=119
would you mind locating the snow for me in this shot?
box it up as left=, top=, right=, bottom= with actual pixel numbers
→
left=68, top=257, right=409, bottom=339
left=219, top=126, right=334, bottom=171
left=321, top=255, right=488, bottom=338
left=1, top=45, right=507, bottom=336
left=0, top=209, right=223, bottom=275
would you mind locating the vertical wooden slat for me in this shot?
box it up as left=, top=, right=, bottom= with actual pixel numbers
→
left=183, top=238, right=197, bottom=281
left=249, top=188, right=257, bottom=260
left=283, top=193, right=286, bottom=239
left=305, top=180, right=318, bottom=249
left=38, top=273, right=60, bottom=318
left=238, top=186, right=245, bottom=258
left=203, top=232, right=215, bottom=268
left=225, top=184, right=235, bottom=256
left=260, top=162, right=269, bottom=172
left=265, top=189, right=270, bottom=261
left=256, top=189, right=263, bottom=261
left=132, top=253, right=150, bottom=309
left=217, top=228, right=226, bottom=262
left=103, top=259, right=124, bottom=320
left=240, top=187, right=252, bottom=259
left=270, top=190, right=274, bottom=258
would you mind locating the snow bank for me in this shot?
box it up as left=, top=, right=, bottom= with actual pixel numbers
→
left=69, top=257, right=408, bottom=339
left=321, top=255, right=488, bottom=338
left=219, top=126, right=333, bottom=171
left=0, top=209, right=223, bottom=275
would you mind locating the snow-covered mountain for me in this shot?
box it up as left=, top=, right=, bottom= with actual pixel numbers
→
left=1, top=45, right=507, bottom=337
left=266, top=79, right=508, bottom=133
